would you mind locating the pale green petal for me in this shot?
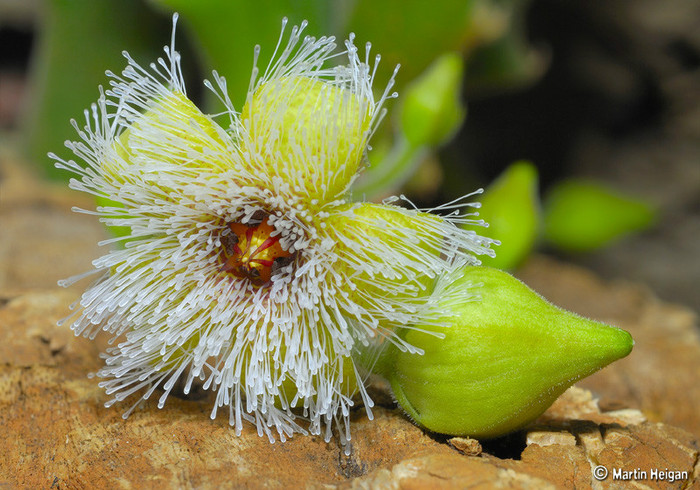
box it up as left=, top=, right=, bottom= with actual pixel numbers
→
left=107, top=91, right=235, bottom=182
left=240, top=77, right=372, bottom=202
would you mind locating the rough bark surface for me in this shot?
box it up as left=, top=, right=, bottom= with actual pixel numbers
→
left=2, top=154, right=699, bottom=488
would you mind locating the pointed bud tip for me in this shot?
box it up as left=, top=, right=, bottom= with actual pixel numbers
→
left=596, top=323, right=634, bottom=364
left=561, top=311, right=634, bottom=376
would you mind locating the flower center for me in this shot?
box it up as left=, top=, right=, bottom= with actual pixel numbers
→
left=220, top=219, right=294, bottom=286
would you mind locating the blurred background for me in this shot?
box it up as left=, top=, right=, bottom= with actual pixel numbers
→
left=0, top=0, right=698, bottom=313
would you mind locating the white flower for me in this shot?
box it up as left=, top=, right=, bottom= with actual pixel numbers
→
left=52, top=16, right=493, bottom=446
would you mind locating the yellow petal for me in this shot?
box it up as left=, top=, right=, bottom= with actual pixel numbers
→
left=240, top=77, right=372, bottom=201
left=325, top=202, right=446, bottom=321
left=104, top=91, right=234, bottom=182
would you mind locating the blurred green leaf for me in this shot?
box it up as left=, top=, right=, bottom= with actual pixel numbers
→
left=476, top=160, right=540, bottom=269
left=346, top=0, right=536, bottom=199
left=463, top=0, right=545, bottom=94
left=544, top=179, right=657, bottom=253
left=345, top=0, right=492, bottom=87
left=149, top=0, right=333, bottom=109
left=465, top=27, right=547, bottom=94
left=22, top=0, right=165, bottom=180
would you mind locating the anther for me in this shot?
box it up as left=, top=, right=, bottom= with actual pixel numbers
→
left=220, top=218, right=294, bottom=286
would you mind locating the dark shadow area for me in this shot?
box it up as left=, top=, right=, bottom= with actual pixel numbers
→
left=479, top=431, right=529, bottom=461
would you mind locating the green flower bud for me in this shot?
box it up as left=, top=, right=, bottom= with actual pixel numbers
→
left=544, top=179, right=657, bottom=253
left=399, top=52, right=466, bottom=148
left=475, top=161, right=540, bottom=269
left=382, top=266, right=633, bottom=438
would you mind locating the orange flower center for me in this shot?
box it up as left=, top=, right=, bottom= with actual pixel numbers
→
left=220, top=220, right=294, bottom=286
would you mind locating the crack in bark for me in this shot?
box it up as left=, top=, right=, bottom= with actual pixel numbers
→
left=425, top=470, right=450, bottom=481
left=681, top=443, right=699, bottom=490
left=337, top=448, right=368, bottom=479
